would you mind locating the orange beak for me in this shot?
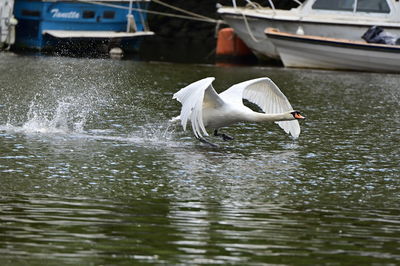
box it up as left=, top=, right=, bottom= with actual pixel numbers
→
left=294, top=113, right=305, bottom=119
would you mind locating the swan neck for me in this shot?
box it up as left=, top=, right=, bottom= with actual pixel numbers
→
left=250, top=112, right=293, bottom=122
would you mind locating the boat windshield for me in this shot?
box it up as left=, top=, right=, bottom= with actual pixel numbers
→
left=312, top=0, right=390, bottom=13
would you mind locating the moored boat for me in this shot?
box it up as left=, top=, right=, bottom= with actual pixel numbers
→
left=218, top=0, right=400, bottom=61
left=12, top=0, right=153, bottom=56
left=265, top=27, right=400, bottom=73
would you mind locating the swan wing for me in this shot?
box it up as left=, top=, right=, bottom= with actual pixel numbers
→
left=220, top=77, right=301, bottom=138
left=173, top=77, right=224, bottom=138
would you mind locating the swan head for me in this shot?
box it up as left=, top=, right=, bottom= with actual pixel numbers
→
left=290, top=111, right=305, bottom=120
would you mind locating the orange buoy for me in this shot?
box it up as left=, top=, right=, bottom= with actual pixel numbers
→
left=216, top=27, right=256, bottom=64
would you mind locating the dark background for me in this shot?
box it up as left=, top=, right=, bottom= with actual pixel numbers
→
left=139, top=0, right=304, bottom=63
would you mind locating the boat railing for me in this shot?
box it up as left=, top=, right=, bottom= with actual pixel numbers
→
left=228, top=0, right=303, bottom=43
left=353, top=0, right=358, bottom=13
left=126, top=0, right=138, bottom=32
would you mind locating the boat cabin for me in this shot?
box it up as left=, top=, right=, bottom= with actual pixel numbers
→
left=299, top=0, right=399, bottom=20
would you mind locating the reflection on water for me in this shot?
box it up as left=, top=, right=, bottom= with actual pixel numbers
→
left=0, top=53, right=399, bottom=264
left=2, top=195, right=400, bottom=264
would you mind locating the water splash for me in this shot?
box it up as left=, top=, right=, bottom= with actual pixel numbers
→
left=130, top=122, right=176, bottom=144
left=3, top=95, right=93, bottom=135
left=0, top=95, right=184, bottom=149
left=0, top=91, right=185, bottom=149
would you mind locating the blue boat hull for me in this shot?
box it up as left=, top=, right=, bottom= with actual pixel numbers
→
left=13, top=0, right=151, bottom=54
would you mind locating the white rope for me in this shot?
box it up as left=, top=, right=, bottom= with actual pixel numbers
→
left=236, top=0, right=304, bottom=44
left=152, top=0, right=216, bottom=23
left=241, top=12, right=262, bottom=43
left=245, top=0, right=259, bottom=9
left=292, top=0, right=303, bottom=6
left=77, top=0, right=220, bottom=24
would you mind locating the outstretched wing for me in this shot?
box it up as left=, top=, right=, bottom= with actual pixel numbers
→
left=173, top=77, right=224, bottom=138
left=220, top=77, right=300, bottom=138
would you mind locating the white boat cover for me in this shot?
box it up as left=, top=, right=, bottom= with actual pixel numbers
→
left=43, top=30, right=154, bottom=39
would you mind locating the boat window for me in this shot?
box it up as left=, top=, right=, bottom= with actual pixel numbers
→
left=356, top=0, right=390, bottom=13
left=103, top=11, right=115, bottom=19
left=312, top=0, right=354, bottom=11
left=83, top=10, right=95, bottom=19
left=22, top=9, right=41, bottom=17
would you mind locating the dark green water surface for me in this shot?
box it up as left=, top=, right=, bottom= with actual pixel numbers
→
left=0, top=53, right=399, bottom=265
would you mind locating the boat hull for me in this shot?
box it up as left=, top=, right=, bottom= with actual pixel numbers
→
left=219, top=7, right=400, bottom=61
left=266, top=29, right=400, bottom=73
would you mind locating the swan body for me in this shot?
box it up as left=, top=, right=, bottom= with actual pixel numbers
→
left=172, top=77, right=305, bottom=142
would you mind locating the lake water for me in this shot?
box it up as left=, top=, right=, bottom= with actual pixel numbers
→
left=0, top=52, right=399, bottom=265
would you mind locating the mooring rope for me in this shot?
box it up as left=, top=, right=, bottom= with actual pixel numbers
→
left=151, top=0, right=217, bottom=23
left=241, top=11, right=262, bottom=43
left=76, top=0, right=222, bottom=24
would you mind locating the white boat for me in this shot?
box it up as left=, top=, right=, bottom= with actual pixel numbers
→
left=265, top=28, right=400, bottom=73
left=218, top=0, right=400, bottom=61
left=0, top=0, right=17, bottom=50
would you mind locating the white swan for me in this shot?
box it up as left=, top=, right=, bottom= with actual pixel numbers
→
left=172, top=77, right=305, bottom=145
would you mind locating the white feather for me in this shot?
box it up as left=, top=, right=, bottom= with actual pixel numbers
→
left=173, top=77, right=224, bottom=138
left=220, top=77, right=301, bottom=138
